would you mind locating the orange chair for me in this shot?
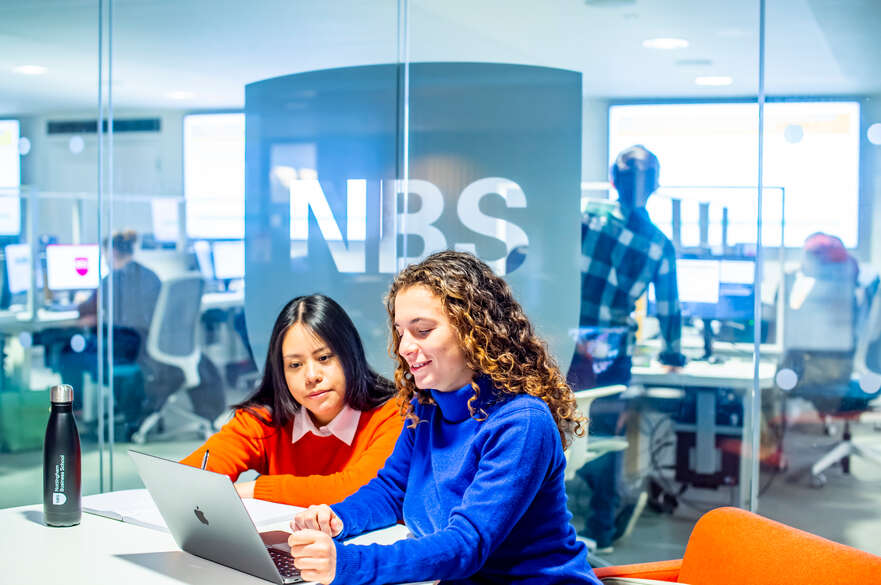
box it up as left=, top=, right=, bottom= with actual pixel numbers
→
left=593, top=507, right=881, bottom=585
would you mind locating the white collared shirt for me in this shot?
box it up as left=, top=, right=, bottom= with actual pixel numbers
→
left=291, top=403, right=361, bottom=446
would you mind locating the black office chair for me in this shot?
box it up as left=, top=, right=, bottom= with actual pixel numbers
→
left=779, top=266, right=881, bottom=486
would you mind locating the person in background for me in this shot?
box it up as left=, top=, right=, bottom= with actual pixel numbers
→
left=76, top=229, right=160, bottom=334
left=181, top=294, right=402, bottom=506
left=774, top=232, right=874, bottom=438
left=570, top=144, right=686, bottom=552
left=285, top=251, right=601, bottom=585
left=59, top=229, right=161, bottom=421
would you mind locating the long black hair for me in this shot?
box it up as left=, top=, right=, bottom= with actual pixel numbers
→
left=233, top=294, right=395, bottom=429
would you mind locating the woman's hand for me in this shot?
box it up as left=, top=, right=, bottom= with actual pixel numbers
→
left=288, top=529, right=336, bottom=584
left=291, top=504, right=343, bottom=537
left=234, top=480, right=256, bottom=499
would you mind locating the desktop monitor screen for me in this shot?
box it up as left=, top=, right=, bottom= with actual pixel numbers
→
left=4, top=243, right=31, bottom=294
left=46, top=244, right=101, bottom=291
left=648, top=257, right=755, bottom=321
left=0, top=196, right=20, bottom=236
left=193, top=240, right=214, bottom=280
left=715, top=259, right=755, bottom=321
left=212, top=240, right=245, bottom=280
left=151, top=198, right=180, bottom=243
left=677, top=259, right=720, bottom=305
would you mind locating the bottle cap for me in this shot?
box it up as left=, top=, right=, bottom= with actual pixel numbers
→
left=50, top=384, right=74, bottom=403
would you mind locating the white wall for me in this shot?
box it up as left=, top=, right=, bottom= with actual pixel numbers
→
left=16, top=110, right=185, bottom=244
left=582, top=98, right=610, bottom=184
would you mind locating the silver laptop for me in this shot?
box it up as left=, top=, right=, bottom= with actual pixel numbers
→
left=129, top=449, right=303, bottom=584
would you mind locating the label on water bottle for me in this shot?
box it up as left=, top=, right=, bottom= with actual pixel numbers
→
left=53, top=454, right=66, bottom=502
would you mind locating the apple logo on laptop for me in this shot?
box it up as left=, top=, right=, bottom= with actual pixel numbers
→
left=194, top=506, right=209, bottom=526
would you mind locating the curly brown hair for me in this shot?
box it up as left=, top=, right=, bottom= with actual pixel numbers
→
left=386, top=250, right=586, bottom=449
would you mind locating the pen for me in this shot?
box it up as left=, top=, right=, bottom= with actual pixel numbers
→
left=200, top=449, right=210, bottom=470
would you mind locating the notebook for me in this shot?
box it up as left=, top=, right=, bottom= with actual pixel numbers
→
left=83, top=487, right=299, bottom=533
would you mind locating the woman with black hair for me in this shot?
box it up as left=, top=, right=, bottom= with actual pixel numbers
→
left=180, top=294, right=402, bottom=506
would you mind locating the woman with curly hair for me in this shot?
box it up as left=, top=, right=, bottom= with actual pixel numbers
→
left=287, top=251, right=601, bottom=585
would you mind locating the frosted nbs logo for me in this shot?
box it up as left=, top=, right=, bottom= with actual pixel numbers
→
left=289, top=177, right=529, bottom=275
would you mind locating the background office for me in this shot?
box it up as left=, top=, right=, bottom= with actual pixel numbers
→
left=1, top=0, right=880, bottom=566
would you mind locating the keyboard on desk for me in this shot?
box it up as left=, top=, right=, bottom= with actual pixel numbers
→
left=267, top=546, right=303, bottom=583
left=45, top=303, right=79, bottom=312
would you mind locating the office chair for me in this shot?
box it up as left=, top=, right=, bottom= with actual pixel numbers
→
left=804, top=284, right=881, bottom=485
left=779, top=265, right=881, bottom=486
left=565, top=384, right=629, bottom=564
left=565, top=384, right=629, bottom=482
left=131, top=273, right=216, bottom=444
left=593, top=506, right=881, bottom=585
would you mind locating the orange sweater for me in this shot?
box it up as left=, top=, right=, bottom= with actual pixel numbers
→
left=180, top=399, right=402, bottom=506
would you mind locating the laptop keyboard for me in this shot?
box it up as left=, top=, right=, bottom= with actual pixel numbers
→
left=267, top=547, right=303, bottom=582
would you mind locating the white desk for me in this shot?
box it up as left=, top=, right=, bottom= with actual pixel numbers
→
left=630, top=359, right=777, bottom=509
left=0, top=504, right=429, bottom=585
left=637, top=336, right=782, bottom=360
left=201, top=290, right=245, bottom=312
left=0, top=308, right=80, bottom=334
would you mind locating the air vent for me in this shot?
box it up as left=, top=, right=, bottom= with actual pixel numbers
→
left=47, top=118, right=161, bottom=134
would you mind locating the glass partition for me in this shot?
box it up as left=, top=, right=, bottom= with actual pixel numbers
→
left=406, top=0, right=763, bottom=563
left=759, top=0, right=881, bottom=555
left=0, top=0, right=878, bottom=567
left=0, top=0, right=104, bottom=507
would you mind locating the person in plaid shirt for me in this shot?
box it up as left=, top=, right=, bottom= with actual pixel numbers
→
left=569, top=145, right=685, bottom=552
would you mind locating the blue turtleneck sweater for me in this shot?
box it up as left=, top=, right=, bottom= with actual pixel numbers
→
left=330, top=379, right=601, bottom=585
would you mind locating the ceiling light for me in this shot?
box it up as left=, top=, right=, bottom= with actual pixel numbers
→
left=166, top=91, right=195, bottom=100
left=13, top=65, right=47, bottom=75
left=695, top=76, right=733, bottom=86
left=642, top=38, right=689, bottom=50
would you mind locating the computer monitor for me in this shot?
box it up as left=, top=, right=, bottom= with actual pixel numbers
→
left=648, top=257, right=755, bottom=321
left=212, top=240, right=245, bottom=281
left=193, top=240, right=214, bottom=280
left=151, top=198, right=180, bottom=243
left=4, top=243, right=31, bottom=295
left=0, top=196, right=21, bottom=236
left=46, top=244, right=101, bottom=291
left=715, top=259, right=755, bottom=321
left=677, top=259, right=721, bottom=307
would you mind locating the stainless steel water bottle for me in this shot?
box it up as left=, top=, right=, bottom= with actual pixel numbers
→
left=43, top=384, right=81, bottom=526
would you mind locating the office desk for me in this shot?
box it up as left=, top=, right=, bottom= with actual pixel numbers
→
left=0, top=308, right=80, bottom=334
left=630, top=359, right=777, bottom=509
left=637, top=336, right=782, bottom=360
left=201, top=290, right=245, bottom=312
left=0, top=504, right=431, bottom=585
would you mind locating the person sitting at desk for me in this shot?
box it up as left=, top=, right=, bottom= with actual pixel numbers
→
left=286, top=252, right=601, bottom=585
left=58, top=229, right=162, bottom=420
left=778, top=232, right=874, bottom=407
left=569, top=144, right=686, bottom=552
left=181, top=294, right=403, bottom=506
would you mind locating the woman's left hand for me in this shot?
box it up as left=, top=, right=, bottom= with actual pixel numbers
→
left=288, top=529, right=337, bottom=584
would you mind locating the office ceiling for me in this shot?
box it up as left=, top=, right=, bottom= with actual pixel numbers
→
left=0, top=0, right=879, bottom=116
